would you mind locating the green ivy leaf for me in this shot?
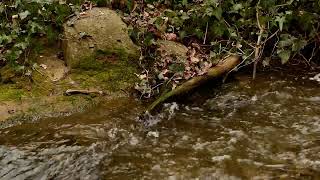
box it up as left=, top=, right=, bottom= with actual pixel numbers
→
left=212, top=7, right=222, bottom=20
left=194, top=28, right=204, bottom=39
left=0, top=4, right=5, bottom=13
left=205, top=7, right=213, bottom=17
left=28, top=21, right=43, bottom=34
left=211, top=21, right=226, bottom=37
left=14, top=41, right=29, bottom=50
left=0, top=35, right=12, bottom=44
left=182, top=0, right=188, bottom=6
left=292, top=39, right=307, bottom=52
left=279, top=34, right=295, bottom=48
left=15, top=0, right=22, bottom=8
left=275, top=15, right=286, bottom=31
left=277, top=50, right=291, bottom=64
left=232, top=3, right=243, bottom=11
left=19, top=10, right=30, bottom=20
left=180, top=12, right=190, bottom=20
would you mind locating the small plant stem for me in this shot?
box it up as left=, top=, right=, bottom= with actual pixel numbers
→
left=253, top=9, right=264, bottom=79
left=203, top=22, right=209, bottom=44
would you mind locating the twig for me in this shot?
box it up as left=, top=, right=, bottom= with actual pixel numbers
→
left=203, top=22, right=209, bottom=44
left=131, top=1, right=138, bottom=12
left=152, top=82, right=164, bottom=90
left=64, top=89, right=104, bottom=96
left=224, top=19, right=231, bottom=28
left=4, top=5, right=9, bottom=21
left=233, top=50, right=255, bottom=71
left=253, top=9, right=265, bottom=79
left=308, top=44, right=317, bottom=62
left=256, top=8, right=262, bottom=30
left=275, top=2, right=293, bottom=8
left=271, top=35, right=280, bottom=57
left=33, top=66, right=45, bottom=76
left=298, top=53, right=311, bottom=66
left=242, top=39, right=256, bottom=49
left=262, top=29, right=279, bottom=44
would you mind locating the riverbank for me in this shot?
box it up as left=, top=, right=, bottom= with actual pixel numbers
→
left=1, top=2, right=320, bottom=125
left=0, top=7, right=140, bottom=123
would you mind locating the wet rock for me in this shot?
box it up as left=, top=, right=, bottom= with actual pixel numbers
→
left=211, top=155, right=231, bottom=162
left=129, top=136, right=139, bottom=146
left=147, top=131, right=159, bottom=138
left=310, top=73, right=320, bottom=82
left=0, top=145, right=105, bottom=180
left=205, top=92, right=251, bottom=114
left=151, top=164, right=161, bottom=172
left=62, top=8, right=140, bottom=68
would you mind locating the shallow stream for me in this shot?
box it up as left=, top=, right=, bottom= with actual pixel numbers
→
left=1, top=71, right=320, bottom=179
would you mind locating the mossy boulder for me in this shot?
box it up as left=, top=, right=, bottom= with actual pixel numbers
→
left=62, top=8, right=140, bottom=68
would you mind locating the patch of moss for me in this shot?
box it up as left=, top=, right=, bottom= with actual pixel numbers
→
left=0, top=64, right=21, bottom=84
left=76, top=56, right=105, bottom=71
left=29, top=71, right=55, bottom=96
left=70, top=58, right=138, bottom=92
left=96, top=48, right=130, bottom=61
left=0, top=84, right=26, bottom=101
left=74, top=48, right=132, bottom=71
left=67, top=47, right=139, bottom=92
left=0, top=70, right=58, bottom=102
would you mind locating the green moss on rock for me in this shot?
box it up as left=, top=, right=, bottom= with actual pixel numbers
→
left=0, top=84, right=25, bottom=101
left=63, top=8, right=140, bottom=69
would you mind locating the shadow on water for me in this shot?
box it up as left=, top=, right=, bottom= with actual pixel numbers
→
left=1, top=70, right=320, bottom=179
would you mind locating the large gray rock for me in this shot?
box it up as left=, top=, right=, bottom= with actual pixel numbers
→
left=63, top=8, right=140, bottom=68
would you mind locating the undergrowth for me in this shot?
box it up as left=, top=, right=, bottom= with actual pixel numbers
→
left=126, top=0, right=320, bottom=97
left=1, top=0, right=319, bottom=98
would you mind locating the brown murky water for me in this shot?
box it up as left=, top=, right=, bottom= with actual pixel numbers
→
left=0, top=71, right=320, bottom=179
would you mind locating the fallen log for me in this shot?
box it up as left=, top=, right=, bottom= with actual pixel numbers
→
left=147, top=55, right=240, bottom=113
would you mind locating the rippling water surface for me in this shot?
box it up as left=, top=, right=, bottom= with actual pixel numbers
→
left=1, top=71, right=320, bottom=179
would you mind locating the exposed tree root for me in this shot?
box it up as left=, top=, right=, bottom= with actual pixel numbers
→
left=147, top=55, right=240, bottom=113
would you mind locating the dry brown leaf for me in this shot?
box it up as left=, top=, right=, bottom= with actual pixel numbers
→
left=143, top=11, right=150, bottom=18
left=191, top=43, right=201, bottom=50
left=190, top=56, right=200, bottom=63
left=188, top=48, right=196, bottom=58
left=164, top=33, right=177, bottom=41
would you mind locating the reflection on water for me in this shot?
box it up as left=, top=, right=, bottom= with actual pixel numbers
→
left=0, top=71, right=320, bottom=179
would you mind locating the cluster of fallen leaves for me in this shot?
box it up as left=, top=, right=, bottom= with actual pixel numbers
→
left=153, top=43, right=212, bottom=89
left=122, top=1, right=188, bottom=43
left=134, top=50, right=214, bottom=98
left=123, top=2, right=163, bottom=37
left=127, top=2, right=216, bottom=98
left=134, top=41, right=215, bottom=98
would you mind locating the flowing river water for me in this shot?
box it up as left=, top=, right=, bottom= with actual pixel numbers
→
left=0, top=71, right=320, bottom=179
